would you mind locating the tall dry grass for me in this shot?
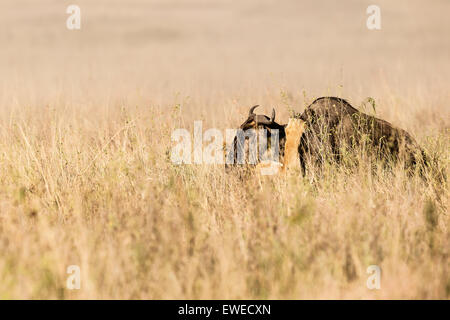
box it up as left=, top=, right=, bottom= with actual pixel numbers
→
left=0, top=0, right=448, bottom=299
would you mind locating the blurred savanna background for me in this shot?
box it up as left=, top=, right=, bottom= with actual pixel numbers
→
left=0, top=0, right=448, bottom=299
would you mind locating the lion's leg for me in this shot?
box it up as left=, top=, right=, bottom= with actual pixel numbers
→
left=282, top=119, right=306, bottom=173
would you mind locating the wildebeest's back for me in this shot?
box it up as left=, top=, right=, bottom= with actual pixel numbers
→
left=298, top=97, right=425, bottom=170
left=298, top=97, right=356, bottom=168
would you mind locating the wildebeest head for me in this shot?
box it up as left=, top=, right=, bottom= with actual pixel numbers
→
left=225, top=105, right=286, bottom=169
left=239, top=105, right=277, bottom=130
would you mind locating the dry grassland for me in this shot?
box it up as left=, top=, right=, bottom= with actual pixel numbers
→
left=0, top=0, right=448, bottom=299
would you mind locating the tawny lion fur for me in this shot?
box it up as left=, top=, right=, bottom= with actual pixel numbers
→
left=282, top=118, right=306, bottom=172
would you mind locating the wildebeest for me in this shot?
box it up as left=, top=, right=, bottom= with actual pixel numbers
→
left=227, top=97, right=427, bottom=174
left=225, top=105, right=286, bottom=171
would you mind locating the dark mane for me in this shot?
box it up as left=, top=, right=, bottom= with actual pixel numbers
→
left=310, top=96, right=352, bottom=106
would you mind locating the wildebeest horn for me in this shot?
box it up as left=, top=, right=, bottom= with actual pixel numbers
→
left=271, top=108, right=275, bottom=122
left=249, top=105, right=259, bottom=116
